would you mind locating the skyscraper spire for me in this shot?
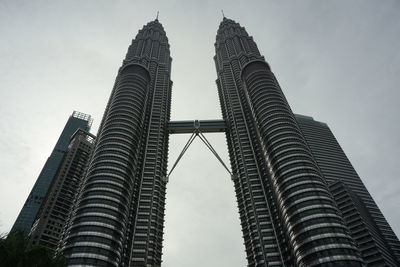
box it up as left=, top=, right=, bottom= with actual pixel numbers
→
left=156, top=10, right=159, bottom=21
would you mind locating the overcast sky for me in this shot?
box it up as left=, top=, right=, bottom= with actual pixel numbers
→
left=0, top=1, right=399, bottom=266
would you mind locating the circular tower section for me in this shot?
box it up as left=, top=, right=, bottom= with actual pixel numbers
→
left=215, top=17, right=364, bottom=266
left=60, top=19, right=172, bottom=267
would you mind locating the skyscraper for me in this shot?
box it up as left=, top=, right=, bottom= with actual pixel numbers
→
left=60, top=19, right=172, bottom=266
left=295, top=114, right=400, bottom=266
left=214, top=17, right=363, bottom=266
left=29, top=129, right=95, bottom=250
left=11, top=111, right=92, bottom=234
left=58, top=17, right=400, bottom=267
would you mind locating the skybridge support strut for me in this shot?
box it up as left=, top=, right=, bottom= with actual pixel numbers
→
left=164, top=119, right=236, bottom=182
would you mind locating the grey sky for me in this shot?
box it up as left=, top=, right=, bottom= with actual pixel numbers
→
left=0, top=1, right=399, bottom=266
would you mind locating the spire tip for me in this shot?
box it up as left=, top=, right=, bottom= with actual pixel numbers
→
left=221, top=9, right=225, bottom=19
left=156, top=11, right=159, bottom=21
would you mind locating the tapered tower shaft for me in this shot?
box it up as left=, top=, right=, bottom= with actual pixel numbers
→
left=60, top=19, right=172, bottom=267
left=215, top=18, right=363, bottom=266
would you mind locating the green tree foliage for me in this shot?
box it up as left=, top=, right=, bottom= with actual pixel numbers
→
left=0, top=231, right=66, bottom=267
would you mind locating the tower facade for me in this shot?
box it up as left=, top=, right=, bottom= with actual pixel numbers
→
left=55, top=17, right=400, bottom=267
left=60, top=19, right=172, bottom=266
left=29, top=129, right=95, bottom=250
left=296, top=114, right=400, bottom=266
left=214, top=18, right=363, bottom=266
left=11, top=111, right=92, bottom=234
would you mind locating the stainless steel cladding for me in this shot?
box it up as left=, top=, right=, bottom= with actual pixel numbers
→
left=215, top=18, right=364, bottom=267
left=60, top=19, right=172, bottom=267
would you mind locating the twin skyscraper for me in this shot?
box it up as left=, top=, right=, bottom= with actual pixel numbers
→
left=12, top=17, right=400, bottom=266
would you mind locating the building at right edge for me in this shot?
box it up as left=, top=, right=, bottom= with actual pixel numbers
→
left=215, top=17, right=399, bottom=266
left=295, top=114, right=400, bottom=266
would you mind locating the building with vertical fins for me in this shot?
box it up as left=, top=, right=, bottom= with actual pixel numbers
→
left=214, top=17, right=363, bottom=266
left=11, top=111, right=92, bottom=234
left=295, top=114, right=400, bottom=266
left=51, top=16, right=400, bottom=267
left=29, top=129, right=95, bottom=250
left=60, top=18, right=172, bottom=266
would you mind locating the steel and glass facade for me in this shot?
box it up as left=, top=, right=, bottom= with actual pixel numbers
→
left=60, top=19, right=172, bottom=266
left=29, top=129, right=95, bottom=250
left=296, top=114, right=400, bottom=266
left=214, top=18, right=363, bottom=266
left=11, top=111, right=92, bottom=234
left=51, top=16, right=400, bottom=267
